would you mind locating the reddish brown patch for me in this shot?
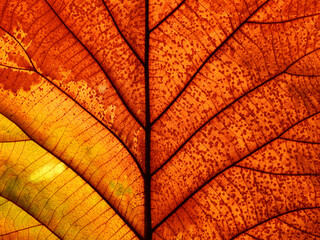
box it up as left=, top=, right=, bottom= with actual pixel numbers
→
left=0, top=68, right=41, bottom=93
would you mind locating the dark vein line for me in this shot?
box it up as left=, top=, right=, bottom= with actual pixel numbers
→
left=153, top=231, right=165, bottom=239
left=0, top=63, right=31, bottom=72
left=150, top=0, right=271, bottom=126
left=84, top=211, right=116, bottom=240
left=285, top=71, right=320, bottom=77
left=235, top=165, right=320, bottom=176
left=3, top=62, right=145, bottom=177
left=149, top=0, right=187, bottom=33
left=247, top=12, right=320, bottom=25
left=108, top=223, right=127, bottom=240
left=0, top=224, right=43, bottom=237
left=42, top=0, right=145, bottom=129
left=152, top=46, right=320, bottom=176
left=244, top=233, right=260, bottom=240
left=152, top=111, right=320, bottom=231
left=277, top=218, right=320, bottom=238
left=230, top=207, right=320, bottom=240
left=0, top=113, right=144, bottom=240
left=101, top=0, right=144, bottom=65
left=0, top=139, right=31, bottom=143
left=145, top=0, right=152, bottom=238
left=0, top=27, right=145, bottom=177
left=0, top=196, right=61, bottom=239
left=0, top=27, right=35, bottom=70
left=279, top=137, right=320, bottom=145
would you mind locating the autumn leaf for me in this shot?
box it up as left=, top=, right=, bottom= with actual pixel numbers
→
left=0, top=0, right=320, bottom=239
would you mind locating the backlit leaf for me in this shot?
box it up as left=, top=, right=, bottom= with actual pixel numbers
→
left=0, top=0, right=320, bottom=239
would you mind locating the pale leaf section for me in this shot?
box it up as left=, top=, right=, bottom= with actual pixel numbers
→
left=0, top=140, right=137, bottom=239
left=0, top=70, right=144, bottom=236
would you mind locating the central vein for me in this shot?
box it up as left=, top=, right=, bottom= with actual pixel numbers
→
left=144, top=0, right=152, bottom=239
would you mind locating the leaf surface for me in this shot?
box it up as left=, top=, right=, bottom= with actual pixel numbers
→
left=0, top=0, right=320, bottom=239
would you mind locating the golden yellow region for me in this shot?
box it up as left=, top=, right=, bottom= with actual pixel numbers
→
left=0, top=197, right=57, bottom=239
left=0, top=77, right=144, bottom=234
left=0, top=136, right=137, bottom=239
left=0, top=113, right=29, bottom=142
left=29, top=163, right=67, bottom=183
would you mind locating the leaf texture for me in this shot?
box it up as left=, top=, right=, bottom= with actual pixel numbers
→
left=0, top=0, right=320, bottom=239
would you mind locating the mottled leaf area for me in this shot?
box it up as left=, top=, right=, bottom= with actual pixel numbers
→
left=0, top=0, right=320, bottom=239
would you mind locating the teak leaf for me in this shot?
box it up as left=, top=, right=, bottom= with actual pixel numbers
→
left=0, top=0, right=320, bottom=239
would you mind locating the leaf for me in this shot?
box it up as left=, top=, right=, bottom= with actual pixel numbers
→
left=0, top=0, right=320, bottom=239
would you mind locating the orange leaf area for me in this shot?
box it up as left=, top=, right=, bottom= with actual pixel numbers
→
left=0, top=0, right=320, bottom=239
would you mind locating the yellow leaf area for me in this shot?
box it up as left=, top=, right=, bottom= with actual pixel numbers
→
left=0, top=113, right=139, bottom=239
left=0, top=197, right=57, bottom=239
left=0, top=14, right=145, bottom=234
left=0, top=112, right=29, bottom=142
